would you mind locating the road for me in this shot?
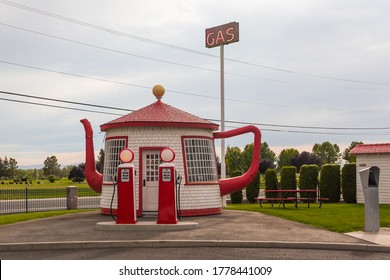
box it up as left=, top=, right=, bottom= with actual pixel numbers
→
left=0, top=197, right=100, bottom=214
left=1, top=247, right=390, bottom=260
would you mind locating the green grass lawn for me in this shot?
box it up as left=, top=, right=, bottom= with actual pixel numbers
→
left=225, top=203, right=390, bottom=233
left=0, top=210, right=92, bottom=226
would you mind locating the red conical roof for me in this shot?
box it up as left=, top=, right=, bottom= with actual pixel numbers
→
left=101, top=100, right=219, bottom=131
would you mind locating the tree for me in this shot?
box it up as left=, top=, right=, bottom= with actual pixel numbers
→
left=0, top=157, right=4, bottom=178
left=42, top=155, right=61, bottom=177
left=8, top=158, right=18, bottom=179
left=277, top=148, right=299, bottom=169
left=225, top=146, right=242, bottom=177
left=61, top=165, right=74, bottom=179
left=241, top=143, right=255, bottom=170
left=1, top=157, right=10, bottom=178
left=261, top=142, right=276, bottom=162
left=68, top=164, right=85, bottom=183
left=343, top=141, right=363, bottom=163
left=291, top=151, right=321, bottom=172
left=258, top=159, right=275, bottom=175
left=96, top=149, right=105, bottom=173
left=312, top=141, right=341, bottom=165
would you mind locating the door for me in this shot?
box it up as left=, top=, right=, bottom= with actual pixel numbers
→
left=142, top=150, right=161, bottom=211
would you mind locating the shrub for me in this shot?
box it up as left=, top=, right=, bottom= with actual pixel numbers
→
left=230, top=190, right=243, bottom=204
left=47, top=175, right=55, bottom=183
left=265, top=169, right=278, bottom=198
left=246, top=172, right=260, bottom=203
left=299, top=164, right=319, bottom=199
left=342, top=163, right=356, bottom=203
left=319, top=164, right=341, bottom=203
left=280, top=166, right=297, bottom=190
left=229, top=171, right=243, bottom=203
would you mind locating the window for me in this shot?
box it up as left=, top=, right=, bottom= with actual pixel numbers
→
left=183, top=138, right=218, bottom=183
left=103, top=138, right=126, bottom=183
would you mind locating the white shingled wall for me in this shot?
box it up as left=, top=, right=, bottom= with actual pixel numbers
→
left=100, top=126, right=222, bottom=214
left=355, top=153, right=390, bottom=204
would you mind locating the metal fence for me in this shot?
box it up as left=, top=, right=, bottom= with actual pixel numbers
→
left=0, top=186, right=100, bottom=215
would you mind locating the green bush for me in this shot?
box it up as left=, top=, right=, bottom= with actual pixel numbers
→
left=230, top=190, right=243, bottom=204
left=246, top=172, right=260, bottom=203
left=229, top=170, right=243, bottom=203
left=342, top=163, right=356, bottom=203
left=320, top=164, right=341, bottom=203
left=299, top=164, right=319, bottom=199
left=47, top=175, right=55, bottom=183
left=265, top=169, right=278, bottom=198
left=280, top=166, right=297, bottom=190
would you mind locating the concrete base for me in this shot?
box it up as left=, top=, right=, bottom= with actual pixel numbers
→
left=96, top=221, right=199, bottom=231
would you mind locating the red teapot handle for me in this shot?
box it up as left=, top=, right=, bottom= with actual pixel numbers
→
left=214, top=125, right=261, bottom=196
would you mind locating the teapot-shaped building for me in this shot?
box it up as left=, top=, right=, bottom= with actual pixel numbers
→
left=81, top=85, right=261, bottom=216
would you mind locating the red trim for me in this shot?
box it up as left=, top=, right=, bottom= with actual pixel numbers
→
left=184, top=182, right=219, bottom=186
left=101, top=207, right=222, bottom=217
left=179, top=207, right=222, bottom=216
left=181, top=136, right=219, bottom=185
left=138, top=147, right=165, bottom=216
left=101, top=121, right=218, bottom=131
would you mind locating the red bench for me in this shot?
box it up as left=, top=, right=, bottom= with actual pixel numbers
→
left=255, top=197, right=296, bottom=208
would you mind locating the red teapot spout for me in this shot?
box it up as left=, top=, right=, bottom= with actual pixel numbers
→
left=80, top=119, right=103, bottom=193
left=214, top=125, right=261, bottom=196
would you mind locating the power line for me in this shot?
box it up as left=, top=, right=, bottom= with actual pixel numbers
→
left=2, top=89, right=390, bottom=136
left=4, top=22, right=389, bottom=92
left=209, top=119, right=390, bottom=131
left=1, top=59, right=390, bottom=114
left=0, top=96, right=122, bottom=116
left=0, top=90, right=133, bottom=112
left=1, top=0, right=390, bottom=86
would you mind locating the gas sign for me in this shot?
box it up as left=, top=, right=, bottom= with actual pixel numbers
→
left=205, top=22, right=239, bottom=48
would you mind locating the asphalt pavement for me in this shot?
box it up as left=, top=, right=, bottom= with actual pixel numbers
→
left=0, top=209, right=389, bottom=259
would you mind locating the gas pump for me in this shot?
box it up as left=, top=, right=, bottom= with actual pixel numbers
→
left=157, top=148, right=177, bottom=224
left=116, top=148, right=137, bottom=224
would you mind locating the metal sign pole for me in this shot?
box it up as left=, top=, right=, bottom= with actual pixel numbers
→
left=220, top=44, right=226, bottom=181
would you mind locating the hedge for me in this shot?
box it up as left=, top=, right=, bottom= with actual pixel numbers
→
left=230, top=189, right=243, bottom=204
left=280, top=166, right=297, bottom=198
left=230, top=171, right=243, bottom=203
left=265, top=169, right=278, bottom=198
left=280, top=166, right=297, bottom=190
left=342, top=163, right=356, bottom=203
left=246, top=172, right=260, bottom=203
left=319, top=164, right=341, bottom=203
left=299, top=164, right=319, bottom=199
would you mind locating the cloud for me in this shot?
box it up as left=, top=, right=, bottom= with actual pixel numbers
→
left=1, top=0, right=390, bottom=167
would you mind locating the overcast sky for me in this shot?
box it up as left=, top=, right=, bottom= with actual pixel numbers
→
left=1, top=0, right=390, bottom=168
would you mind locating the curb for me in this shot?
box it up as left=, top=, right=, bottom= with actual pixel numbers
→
left=0, top=240, right=389, bottom=253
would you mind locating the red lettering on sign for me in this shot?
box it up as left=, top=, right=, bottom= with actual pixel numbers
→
left=215, top=30, right=225, bottom=45
left=205, top=22, right=239, bottom=48
left=206, top=32, right=215, bottom=47
left=226, top=27, right=235, bottom=42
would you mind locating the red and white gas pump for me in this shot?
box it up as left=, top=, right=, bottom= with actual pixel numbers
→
left=116, top=148, right=137, bottom=224
left=157, top=148, right=177, bottom=224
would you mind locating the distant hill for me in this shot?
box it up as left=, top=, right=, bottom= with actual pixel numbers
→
left=18, top=164, right=44, bottom=170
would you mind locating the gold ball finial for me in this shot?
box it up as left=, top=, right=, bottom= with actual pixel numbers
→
left=152, top=84, right=165, bottom=100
